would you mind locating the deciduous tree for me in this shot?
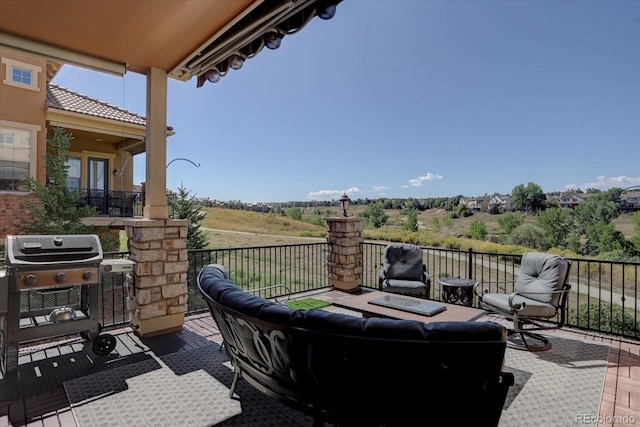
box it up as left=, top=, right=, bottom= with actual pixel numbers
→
left=497, top=212, right=524, bottom=235
left=511, top=182, right=546, bottom=213
left=403, top=208, right=419, bottom=232
left=363, top=201, right=389, bottom=228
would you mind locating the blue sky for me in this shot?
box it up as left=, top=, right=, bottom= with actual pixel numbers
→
left=52, top=0, right=640, bottom=203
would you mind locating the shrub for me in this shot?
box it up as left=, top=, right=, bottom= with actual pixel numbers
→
left=506, top=223, right=546, bottom=250
left=569, top=303, right=639, bottom=337
left=469, top=220, right=488, bottom=240
left=443, top=237, right=461, bottom=249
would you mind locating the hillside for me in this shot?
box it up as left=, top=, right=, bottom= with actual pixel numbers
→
left=201, top=207, right=326, bottom=248
left=199, top=206, right=637, bottom=250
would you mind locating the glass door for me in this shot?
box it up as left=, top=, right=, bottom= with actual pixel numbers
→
left=88, top=157, right=108, bottom=215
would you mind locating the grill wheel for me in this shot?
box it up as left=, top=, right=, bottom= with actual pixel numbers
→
left=92, top=333, right=116, bottom=356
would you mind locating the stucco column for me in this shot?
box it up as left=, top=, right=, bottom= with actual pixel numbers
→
left=326, top=217, right=363, bottom=292
left=124, top=218, right=189, bottom=337
left=143, top=67, right=169, bottom=219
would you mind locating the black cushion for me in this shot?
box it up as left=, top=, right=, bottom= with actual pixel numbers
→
left=196, top=264, right=512, bottom=427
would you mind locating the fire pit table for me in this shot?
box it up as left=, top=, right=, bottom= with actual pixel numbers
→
left=438, top=278, right=476, bottom=307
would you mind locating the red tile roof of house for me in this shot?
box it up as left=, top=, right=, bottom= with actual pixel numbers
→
left=46, top=84, right=148, bottom=126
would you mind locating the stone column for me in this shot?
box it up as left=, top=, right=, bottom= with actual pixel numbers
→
left=326, top=217, right=363, bottom=292
left=124, top=218, right=189, bottom=337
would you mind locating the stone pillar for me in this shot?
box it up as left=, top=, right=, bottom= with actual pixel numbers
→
left=326, top=217, right=363, bottom=292
left=124, top=218, right=189, bottom=337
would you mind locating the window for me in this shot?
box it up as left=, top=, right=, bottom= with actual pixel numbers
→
left=66, top=156, right=81, bottom=189
left=1, top=57, right=41, bottom=91
left=12, top=67, right=32, bottom=85
left=0, top=121, right=40, bottom=192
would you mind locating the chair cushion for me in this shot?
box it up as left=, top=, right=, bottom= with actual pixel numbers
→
left=381, top=279, right=428, bottom=294
left=381, top=244, right=424, bottom=280
left=515, top=252, right=569, bottom=306
left=481, top=293, right=558, bottom=318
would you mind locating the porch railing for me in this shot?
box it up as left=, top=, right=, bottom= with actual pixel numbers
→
left=75, top=189, right=143, bottom=217
left=69, top=243, right=640, bottom=340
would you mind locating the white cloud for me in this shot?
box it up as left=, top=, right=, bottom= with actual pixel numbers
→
left=307, top=187, right=362, bottom=200
left=372, top=186, right=388, bottom=192
left=408, top=173, right=443, bottom=187
left=568, top=176, right=640, bottom=191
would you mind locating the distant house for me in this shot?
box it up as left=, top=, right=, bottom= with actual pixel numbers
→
left=621, top=191, right=640, bottom=212
left=463, top=196, right=487, bottom=211
left=555, top=192, right=586, bottom=210
left=488, top=194, right=512, bottom=214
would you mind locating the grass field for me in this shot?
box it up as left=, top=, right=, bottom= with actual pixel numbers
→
left=199, top=206, right=637, bottom=250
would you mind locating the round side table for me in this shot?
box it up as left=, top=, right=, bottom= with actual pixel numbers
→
left=438, top=278, right=476, bottom=307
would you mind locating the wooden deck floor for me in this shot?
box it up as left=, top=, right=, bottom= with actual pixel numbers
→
left=1, top=289, right=639, bottom=427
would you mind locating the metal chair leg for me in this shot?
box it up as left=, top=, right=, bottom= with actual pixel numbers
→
left=507, top=329, right=551, bottom=352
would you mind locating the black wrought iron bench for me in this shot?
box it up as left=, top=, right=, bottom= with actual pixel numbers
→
left=197, top=264, right=514, bottom=427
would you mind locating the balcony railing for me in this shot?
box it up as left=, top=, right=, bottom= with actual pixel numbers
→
left=75, top=189, right=143, bottom=217
left=16, top=243, right=638, bottom=341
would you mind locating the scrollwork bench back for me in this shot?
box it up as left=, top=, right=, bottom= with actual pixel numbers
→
left=197, top=264, right=514, bottom=427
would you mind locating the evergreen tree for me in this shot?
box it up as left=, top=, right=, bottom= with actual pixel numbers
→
left=18, top=127, right=117, bottom=250
left=168, top=184, right=209, bottom=249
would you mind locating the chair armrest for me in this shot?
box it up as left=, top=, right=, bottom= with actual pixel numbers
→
left=246, top=284, right=292, bottom=303
left=422, top=265, right=431, bottom=284
left=473, top=280, right=516, bottom=298
left=507, top=287, right=572, bottom=311
left=472, top=281, right=484, bottom=298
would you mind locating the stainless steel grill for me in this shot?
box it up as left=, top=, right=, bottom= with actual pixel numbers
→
left=0, top=234, right=116, bottom=376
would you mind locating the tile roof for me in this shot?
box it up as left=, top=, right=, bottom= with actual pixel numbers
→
left=46, top=84, right=147, bottom=126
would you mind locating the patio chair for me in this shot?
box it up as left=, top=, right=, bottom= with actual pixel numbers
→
left=378, top=243, right=431, bottom=299
left=473, top=252, right=572, bottom=352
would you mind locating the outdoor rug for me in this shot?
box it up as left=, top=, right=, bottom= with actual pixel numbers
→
left=286, top=297, right=332, bottom=310
left=63, top=334, right=610, bottom=426
left=499, top=334, right=610, bottom=427
left=64, top=343, right=315, bottom=427
left=64, top=345, right=243, bottom=427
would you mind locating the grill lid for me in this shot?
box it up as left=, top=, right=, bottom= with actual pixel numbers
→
left=5, top=234, right=103, bottom=265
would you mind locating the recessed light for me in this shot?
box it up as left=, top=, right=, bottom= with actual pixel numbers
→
left=96, top=138, right=102, bottom=142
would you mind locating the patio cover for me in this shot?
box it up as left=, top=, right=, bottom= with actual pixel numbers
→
left=0, top=0, right=342, bottom=218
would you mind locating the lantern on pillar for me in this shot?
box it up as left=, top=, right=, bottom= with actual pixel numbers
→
left=339, top=193, right=351, bottom=217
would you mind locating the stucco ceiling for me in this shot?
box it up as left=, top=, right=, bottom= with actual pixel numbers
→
left=0, top=0, right=339, bottom=82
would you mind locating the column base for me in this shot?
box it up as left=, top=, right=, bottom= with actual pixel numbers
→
left=131, top=313, right=184, bottom=338
left=331, top=281, right=360, bottom=293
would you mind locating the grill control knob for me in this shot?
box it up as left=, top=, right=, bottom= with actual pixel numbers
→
left=23, top=274, right=38, bottom=286
left=82, top=270, right=94, bottom=281
left=55, top=272, right=67, bottom=283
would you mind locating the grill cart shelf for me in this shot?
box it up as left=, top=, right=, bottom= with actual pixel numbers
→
left=0, top=234, right=117, bottom=376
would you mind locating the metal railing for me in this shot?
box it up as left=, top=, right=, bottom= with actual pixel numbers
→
left=75, top=189, right=143, bottom=217
left=362, top=243, right=640, bottom=339
left=85, top=243, right=639, bottom=340
left=186, top=243, right=329, bottom=312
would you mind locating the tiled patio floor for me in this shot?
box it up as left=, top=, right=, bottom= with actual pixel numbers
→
left=1, top=289, right=639, bottom=427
